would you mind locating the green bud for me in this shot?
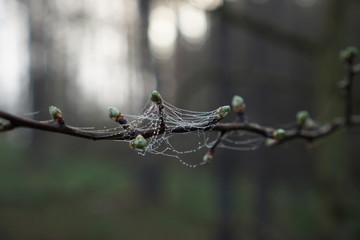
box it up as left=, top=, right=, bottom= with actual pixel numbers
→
left=108, top=107, right=121, bottom=121
left=49, top=106, right=63, bottom=121
left=340, top=46, right=358, bottom=62
left=216, top=105, right=230, bottom=120
left=296, top=110, right=309, bottom=125
left=232, top=95, right=246, bottom=113
left=273, top=128, right=286, bottom=141
left=129, top=135, right=147, bottom=150
left=150, top=90, right=162, bottom=104
left=203, top=151, right=213, bottom=164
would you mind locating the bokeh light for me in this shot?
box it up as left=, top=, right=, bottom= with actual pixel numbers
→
left=0, top=0, right=29, bottom=111
left=148, top=5, right=177, bottom=59
left=178, top=3, right=208, bottom=45
left=190, top=0, right=223, bottom=11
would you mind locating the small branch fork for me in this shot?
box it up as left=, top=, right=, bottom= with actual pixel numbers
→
left=0, top=48, right=359, bottom=163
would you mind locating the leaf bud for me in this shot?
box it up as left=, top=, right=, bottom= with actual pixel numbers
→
left=216, top=105, right=230, bottom=120
left=129, top=135, right=147, bottom=150
left=340, top=46, right=358, bottom=63
left=108, top=107, right=121, bottom=121
left=273, top=128, right=286, bottom=141
left=296, top=110, right=309, bottom=125
left=49, top=106, right=63, bottom=122
left=232, top=95, right=246, bottom=113
left=150, top=90, right=162, bottom=104
left=202, top=151, right=214, bottom=164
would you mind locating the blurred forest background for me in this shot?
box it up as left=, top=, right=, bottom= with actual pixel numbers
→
left=0, top=0, right=360, bottom=239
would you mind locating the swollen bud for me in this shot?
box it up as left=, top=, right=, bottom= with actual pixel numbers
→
left=273, top=128, right=286, bottom=141
left=49, top=106, right=63, bottom=122
left=108, top=107, right=121, bottom=121
left=150, top=90, right=162, bottom=104
left=216, top=105, right=231, bottom=120
left=232, top=95, right=246, bottom=113
left=296, top=110, right=309, bottom=125
left=108, top=107, right=128, bottom=127
left=340, top=46, right=358, bottom=63
left=202, top=151, right=214, bottom=164
left=129, top=135, right=147, bottom=150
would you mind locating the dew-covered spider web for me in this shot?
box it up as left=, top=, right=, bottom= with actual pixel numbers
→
left=27, top=94, right=267, bottom=167
left=95, top=97, right=265, bottom=167
left=114, top=99, right=220, bottom=167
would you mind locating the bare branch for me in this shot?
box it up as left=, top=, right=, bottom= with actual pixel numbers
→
left=1, top=110, right=359, bottom=142
left=1, top=47, right=359, bottom=165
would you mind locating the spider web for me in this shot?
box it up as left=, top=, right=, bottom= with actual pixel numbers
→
left=28, top=97, right=266, bottom=167
left=116, top=99, right=219, bottom=167
left=104, top=99, right=264, bottom=167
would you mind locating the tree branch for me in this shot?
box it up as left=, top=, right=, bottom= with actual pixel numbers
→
left=1, top=47, right=359, bottom=164
left=1, top=109, right=359, bottom=142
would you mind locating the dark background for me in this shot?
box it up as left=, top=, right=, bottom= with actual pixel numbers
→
left=0, top=0, right=360, bottom=239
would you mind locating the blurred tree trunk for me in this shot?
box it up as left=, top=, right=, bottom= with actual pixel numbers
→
left=213, top=11, right=236, bottom=240
left=137, top=0, right=162, bottom=205
left=314, top=0, right=353, bottom=239
left=25, top=0, right=52, bottom=166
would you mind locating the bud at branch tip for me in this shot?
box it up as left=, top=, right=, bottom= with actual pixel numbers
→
left=296, top=110, right=309, bottom=125
left=232, top=95, right=246, bottom=113
left=216, top=105, right=230, bottom=120
left=150, top=90, right=162, bottom=104
left=202, top=151, right=214, bottom=164
left=108, top=107, right=120, bottom=121
left=340, top=46, right=358, bottom=62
